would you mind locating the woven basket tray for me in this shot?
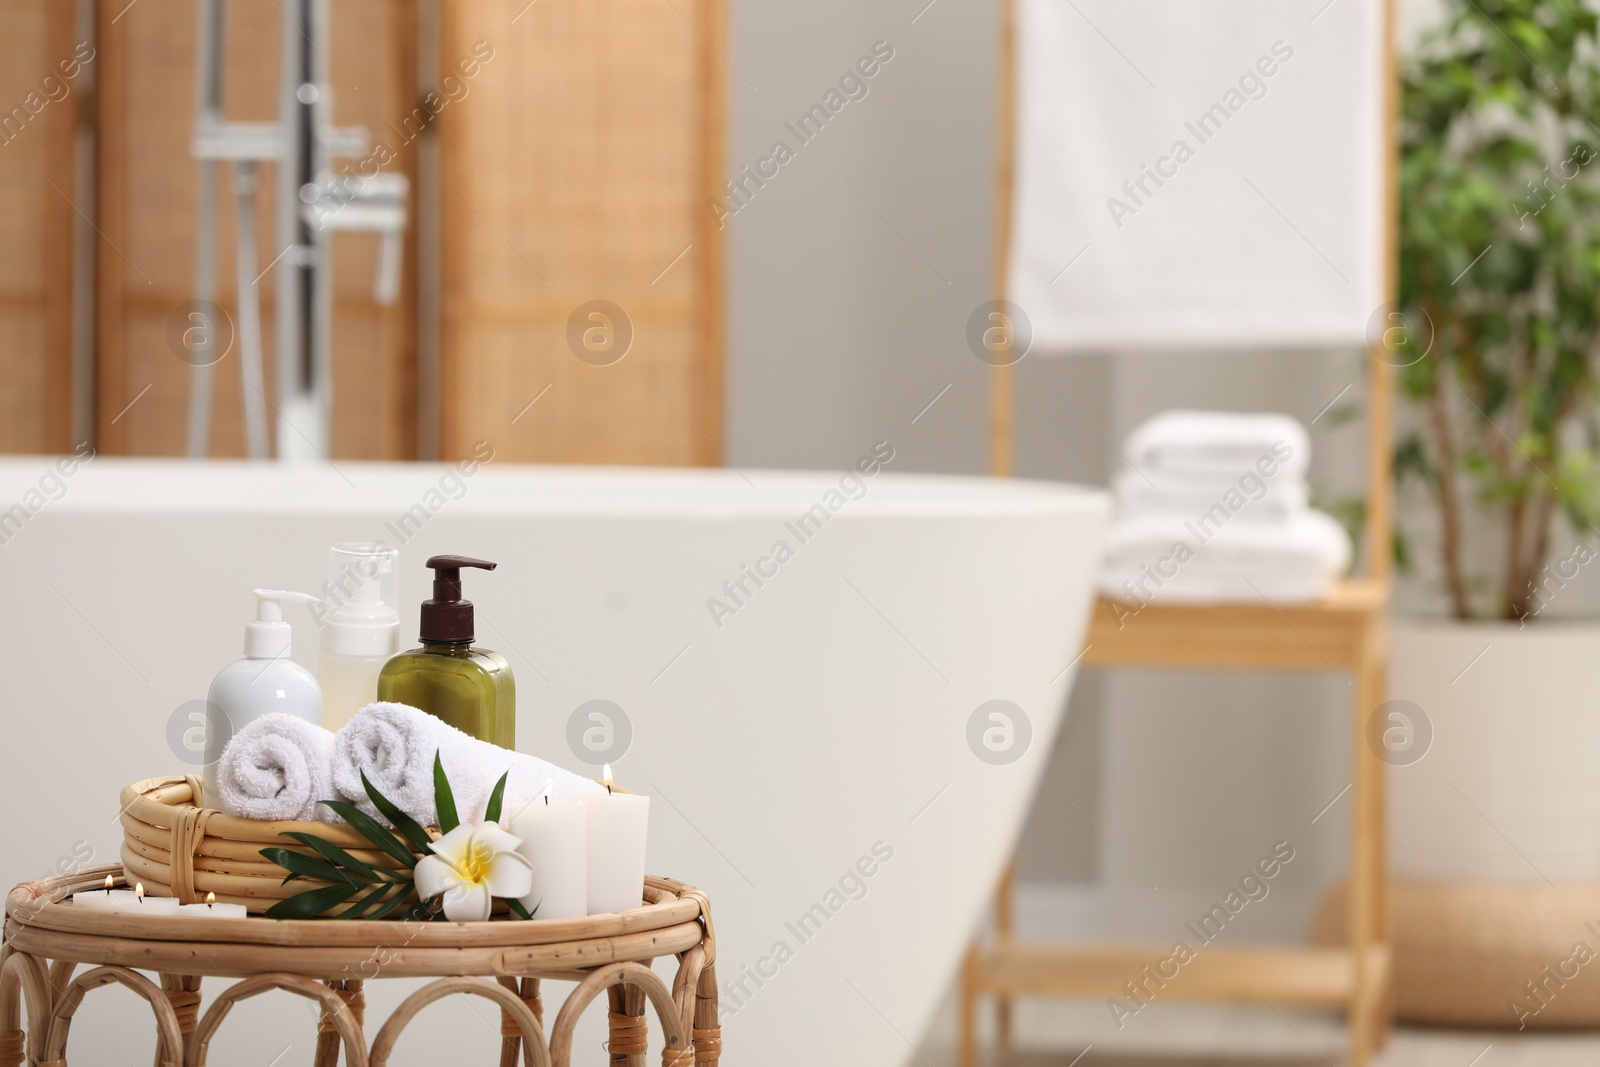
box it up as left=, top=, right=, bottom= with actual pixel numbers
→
left=119, top=775, right=425, bottom=913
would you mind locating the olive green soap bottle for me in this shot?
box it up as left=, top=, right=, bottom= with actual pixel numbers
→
left=378, top=555, right=516, bottom=747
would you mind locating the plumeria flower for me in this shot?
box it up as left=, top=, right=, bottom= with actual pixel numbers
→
left=414, top=823, right=533, bottom=922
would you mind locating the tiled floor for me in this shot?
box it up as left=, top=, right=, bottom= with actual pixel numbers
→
left=922, top=1000, right=1600, bottom=1066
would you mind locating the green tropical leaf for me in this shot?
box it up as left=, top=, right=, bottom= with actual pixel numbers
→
left=506, top=897, right=536, bottom=921
left=319, top=801, right=419, bottom=870
left=370, top=887, right=419, bottom=921
left=259, top=846, right=360, bottom=888
left=434, top=751, right=459, bottom=834
left=484, top=772, right=510, bottom=824
left=281, top=831, right=384, bottom=884
left=336, top=881, right=396, bottom=920
left=263, top=882, right=362, bottom=920
left=360, top=771, right=435, bottom=855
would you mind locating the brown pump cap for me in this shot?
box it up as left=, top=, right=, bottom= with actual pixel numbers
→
left=419, top=555, right=496, bottom=643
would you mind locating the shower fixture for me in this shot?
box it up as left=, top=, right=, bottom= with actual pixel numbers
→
left=186, top=0, right=407, bottom=460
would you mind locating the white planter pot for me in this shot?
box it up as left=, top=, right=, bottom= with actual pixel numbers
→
left=1390, top=619, right=1600, bottom=882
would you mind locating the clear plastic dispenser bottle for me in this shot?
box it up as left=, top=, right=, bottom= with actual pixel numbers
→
left=203, top=590, right=324, bottom=807
left=317, top=543, right=400, bottom=730
left=377, top=555, right=516, bottom=747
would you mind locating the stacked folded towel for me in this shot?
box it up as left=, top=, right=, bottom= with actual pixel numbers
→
left=1098, top=411, right=1351, bottom=604
left=212, top=702, right=603, bottom=825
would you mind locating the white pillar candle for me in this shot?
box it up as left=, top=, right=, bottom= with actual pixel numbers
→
left=508, top=792, right=588, bottom=921
left=178, top=892, right=248, bottom=919
left=577, top=765, right=649, bottom=916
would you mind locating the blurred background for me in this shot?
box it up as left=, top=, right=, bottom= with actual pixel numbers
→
left=9, top=0, right=1600, bottom=1063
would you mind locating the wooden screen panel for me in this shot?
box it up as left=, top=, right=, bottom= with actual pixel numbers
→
left=439, top=0, right=725, bottom=464
left=96, top=0, right=417, bottom=459
left=0, top=0, right=76, bottom=453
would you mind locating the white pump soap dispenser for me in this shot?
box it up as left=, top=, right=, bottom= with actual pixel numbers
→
left=202, top=589, right=324, bottom=808
left=316, top=542, right=400, bottom=730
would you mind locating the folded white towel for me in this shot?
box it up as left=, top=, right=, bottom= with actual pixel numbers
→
left=214, top=713, right=338, bottom=822
left=1112, top=468, right=1308, bottom=524
left=1125, top=411, right=1310, bottom=480
left=334, top=702, right=604, bottom=828
left=1098, top=509, right=1351, bottom=604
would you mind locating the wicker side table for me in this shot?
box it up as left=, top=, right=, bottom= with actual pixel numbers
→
left=1, top=865, right=721, bottom=1067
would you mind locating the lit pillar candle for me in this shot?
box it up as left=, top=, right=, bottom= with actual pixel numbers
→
left=508, top=790, right=588, bottom=920
left=577, top=765, right=649, bottom=915
left=178, top=891, right=248, bottom=919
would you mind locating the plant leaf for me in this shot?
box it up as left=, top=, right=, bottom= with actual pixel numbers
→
left=484, top=771, right=510, bottom=824
left=319, top=801, right=419, bottom=869
left=434, top=751, right=459, bottom=834
left=360, top=772, right=435, bottom=855
left=263, top=882, right=362, bottom=920
left=506, top=897, right=535, bottom=921
left=259, top=846, right=360, bottom=887
left=335, top=881, right=395, bottom=920
left=282, top=831, right=383, bottom=884
left=370, top=886, right=417, bottom=920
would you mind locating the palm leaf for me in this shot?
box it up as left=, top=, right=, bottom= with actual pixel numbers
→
left=281, top=831, right=385, bottom=884
left=263, top=882, right=362, bottom=920
left=506, top=897, right=536, bottom=921
left=433, top=751, right=459, bottom=833
left=318, top=801, right=420, bottom=869
left=335, top=882, right=396, bottom=920
left=484, top=771, right=510, bottom=824
left=360, top=772, right=435, bottom=855
left=259, top=846, right=361, bottom=888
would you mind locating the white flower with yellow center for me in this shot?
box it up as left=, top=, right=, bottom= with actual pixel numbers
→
left=414, top=823, right=533, bottom=922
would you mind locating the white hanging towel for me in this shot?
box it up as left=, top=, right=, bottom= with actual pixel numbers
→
left=1124, top=410, right=1310, bottom=479
left=1098, top=509, right=1353, bottom=603
left=1008, top=0, right=1387, bottom=350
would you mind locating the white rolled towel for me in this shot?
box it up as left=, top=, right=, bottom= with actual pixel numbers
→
left=335, top=702, right=604, bottom=828
left=214, top=713, right=338, bottom=822
left=1125, top=410, right=1311, bottom=480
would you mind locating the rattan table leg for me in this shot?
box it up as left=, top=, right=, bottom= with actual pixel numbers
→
left=608, top=983, right=647, bottom=1066
left=314, top=980, right=365, bottom=1067
left=692, top=964, right=720, bottom=1066
left=158, top=974, right=202, bottom=1067
left=499, top=977, right=543, bottom=1067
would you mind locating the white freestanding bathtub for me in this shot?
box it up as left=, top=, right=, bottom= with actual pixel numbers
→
left=0, top=456, right=1106, bottom=1065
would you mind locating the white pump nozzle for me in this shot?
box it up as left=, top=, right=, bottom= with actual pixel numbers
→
left=246, top=589, right=320, bottom=659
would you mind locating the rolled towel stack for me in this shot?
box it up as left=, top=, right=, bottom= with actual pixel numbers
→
left=213, top=713, right=338, bottom=822
left=334, top=702, right=604, bottom=827
left=1098, top=410, right=1351, bottom=603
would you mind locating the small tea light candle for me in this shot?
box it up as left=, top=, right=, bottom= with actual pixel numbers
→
left=509, top=788, right=588, bottom=921
left=578, top=764, right=649, bottom=916
left=71, top=875, right=124, bottom=913
left=72, top=879, right=180, bottom=915
left=179, top=891, right=248, bottom=919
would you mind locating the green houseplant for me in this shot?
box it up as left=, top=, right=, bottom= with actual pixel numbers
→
left=1380, top=0, right=1600, bottom=1026
left=1397, top=0, right=1600, bottom=620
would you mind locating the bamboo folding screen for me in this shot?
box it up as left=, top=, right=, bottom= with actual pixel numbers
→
left=2, top=0, right=724, bottom=465
left=95, top=0, right=419, bottom=459
left=0, top=0, right=76, bottom=454
left=438, top=0, right=725, bottom=464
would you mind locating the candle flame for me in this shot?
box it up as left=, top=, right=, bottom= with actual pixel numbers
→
left=103, top=875, right=114, bottom=891
left=135, top=882, right=145, bottom=901
left=205, top=891, right=217, bottom=905
left=602, top=763, right=614, bottom=793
